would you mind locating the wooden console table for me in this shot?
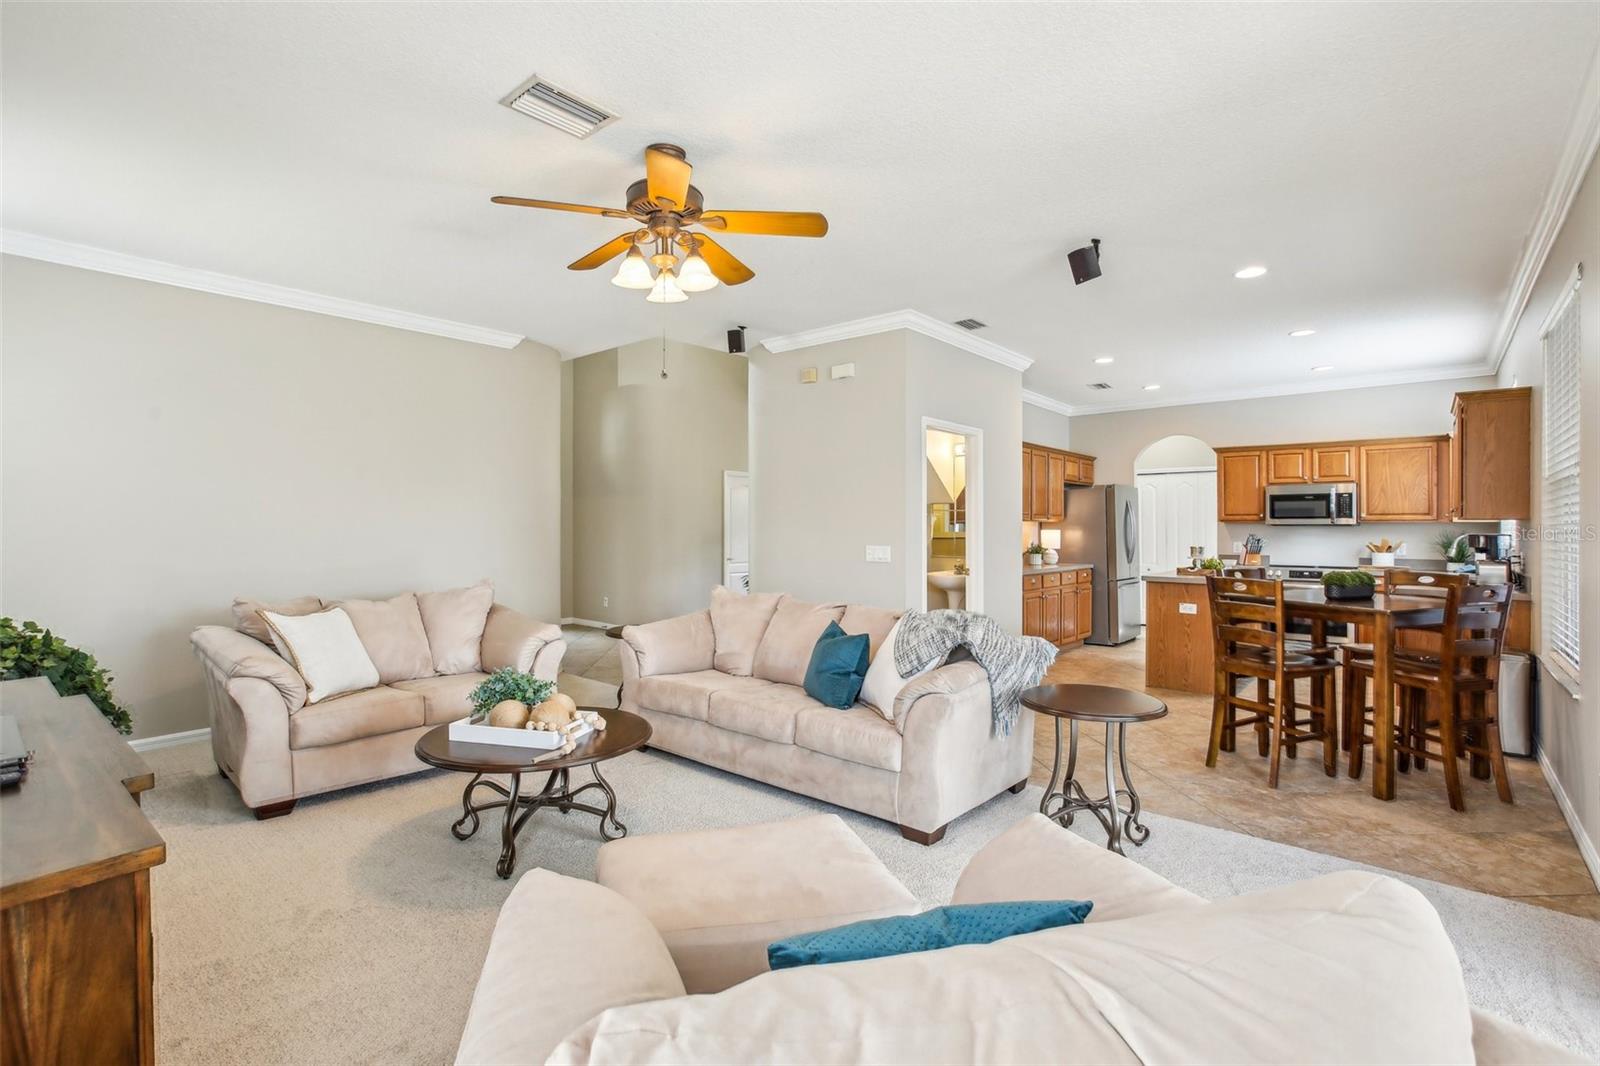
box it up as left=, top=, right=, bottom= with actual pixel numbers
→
left=1, top=677, right=166, bottom=1065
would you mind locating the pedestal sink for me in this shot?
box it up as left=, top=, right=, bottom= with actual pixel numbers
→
left=928, top=570, right=967, bottom=610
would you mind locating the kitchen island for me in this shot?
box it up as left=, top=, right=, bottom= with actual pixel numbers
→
left=1143, top=572, right=1531, bottom=694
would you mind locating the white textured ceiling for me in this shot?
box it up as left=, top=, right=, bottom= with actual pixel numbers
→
left=4, top=3, right=1597, bottom=410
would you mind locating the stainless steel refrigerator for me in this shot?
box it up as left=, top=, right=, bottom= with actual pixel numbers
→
left=1062, top=484, right=1141, bottom=645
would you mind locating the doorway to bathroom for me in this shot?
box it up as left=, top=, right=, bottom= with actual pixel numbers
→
left=921, top=419, right=982, bottom=614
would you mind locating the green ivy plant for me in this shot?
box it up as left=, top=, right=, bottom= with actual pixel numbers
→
left=1199, top=557, right=1224, bottom=573
left=468, top=668, right=555, bottom=722
left=0, top=618, right=133, bottom=734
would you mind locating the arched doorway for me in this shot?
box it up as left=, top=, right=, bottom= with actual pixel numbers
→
left=1133, top=435, right=1217, bottom=623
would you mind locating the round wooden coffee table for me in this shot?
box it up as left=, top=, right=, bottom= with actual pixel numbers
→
left=1021, top=684, right=1167, bottom=855
left=415, top=708, right=650, bottom=878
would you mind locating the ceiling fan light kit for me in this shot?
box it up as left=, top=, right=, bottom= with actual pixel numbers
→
left=493, top=143, right=827, bottom=303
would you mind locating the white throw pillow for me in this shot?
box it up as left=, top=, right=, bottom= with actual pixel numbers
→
left=260, top=607, right=381, bottom=704
left=858, top=618, right=931, bottom=721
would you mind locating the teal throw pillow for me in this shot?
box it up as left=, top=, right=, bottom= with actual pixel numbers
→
left=768, top=899, right=1093, bottom=971
left=802, top=620, right=871, bottom=709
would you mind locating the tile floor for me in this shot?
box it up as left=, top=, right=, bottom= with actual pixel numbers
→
left=560, top=625, right=1598, bottom=919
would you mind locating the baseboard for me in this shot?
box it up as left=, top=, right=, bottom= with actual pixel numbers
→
left=1538, top=747, right=1600, bottom=891
left=561, top=616, right=613, bottom=629
left=129, top=726, right=211, bottom=753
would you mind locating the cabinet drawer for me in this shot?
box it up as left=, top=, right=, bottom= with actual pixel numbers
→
left=1043, top=572, right=1062, bottom=588
left=1077, top=569, right=1093, bottom=584
left=1023, top=574, right=1043, bottom=591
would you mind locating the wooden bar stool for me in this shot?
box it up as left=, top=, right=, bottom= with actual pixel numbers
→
left=1205, top=575, right=1338, bottom=787
left=1343, top=573, right=1513, bottom=810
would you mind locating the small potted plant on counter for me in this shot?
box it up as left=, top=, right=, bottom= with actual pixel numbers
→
left=1322, top=569, right=1377, bottom=601
left=1025, top=543, right=1045, bottom=568
left=1434, top=533, right=1476, bottom=573
left=1199, top=557, right=1224, bottom=574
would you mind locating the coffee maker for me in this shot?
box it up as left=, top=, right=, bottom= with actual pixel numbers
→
left=1464, top=533, right=1511, bottom=562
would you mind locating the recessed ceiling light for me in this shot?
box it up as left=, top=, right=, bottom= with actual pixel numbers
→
left=1093, top=356, right=1115, bottom=364
left=1143, top=383, right=1161, bottom=391
left=1289, top=329, right=1316, bottom=337
left=1311, top=365, right=1334, bottom=373
left=1233, top=265, right=1268, bottom=279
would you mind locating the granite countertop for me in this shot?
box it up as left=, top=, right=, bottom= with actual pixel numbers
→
left=1025, top=563, right=1093, bottom=575
left=1144, top=570, right=1531, bottom=600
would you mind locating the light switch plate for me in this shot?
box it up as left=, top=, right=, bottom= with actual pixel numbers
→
left=831, top=362, right=856, bottom=379
left=865, top=545, right=891, bottom=563
left=800, top=367, right=818, bottom=384
left=1178, top=602, right=1198, bottom=615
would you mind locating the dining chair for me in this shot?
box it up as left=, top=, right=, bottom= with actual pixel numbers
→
left=1343, top=572, right=1513, bottom=810
left=1204, top=575, right=1338, bottom=787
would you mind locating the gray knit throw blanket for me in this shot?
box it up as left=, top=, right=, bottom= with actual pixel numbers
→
left=893, top=609, right=1058, bottom=735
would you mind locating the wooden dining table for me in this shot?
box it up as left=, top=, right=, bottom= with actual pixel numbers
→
left=1280, top=586, right=1446, bottom=800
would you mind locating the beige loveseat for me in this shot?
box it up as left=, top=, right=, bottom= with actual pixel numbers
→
left=455, top=814, right=1582, bottom=1065
left=190, top=589, right=563, bottom=818
left=619, top=592, right=1033, bottom=844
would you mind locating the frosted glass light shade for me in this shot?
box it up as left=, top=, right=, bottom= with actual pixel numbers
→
left=677, top=251, right=719, bottom=292
left=611, top=246, right=654, bottom=289
left=646, top=268, right=687, bottom=304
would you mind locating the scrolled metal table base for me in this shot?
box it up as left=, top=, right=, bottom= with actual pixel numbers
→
left=1038, top=717, right=1150, bottom=855
left=451, top=763, right=628, bottom=879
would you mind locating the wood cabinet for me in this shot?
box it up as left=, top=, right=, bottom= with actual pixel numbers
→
left=1022, top=444, right=1094, bottom=522
left=1, top=679, right=164, bottom=1066
left=1359, top=437, right=1444, bottom=521
left=1022, top=568, right=1092, bottom=647
left=1216, top=449, right=1267, bottom=522
left=1447, top=387, right=1531, bottom=520
left=1266, top=447, right=1311, bottom=483
left=1311, top=445, right=1356, bottom=482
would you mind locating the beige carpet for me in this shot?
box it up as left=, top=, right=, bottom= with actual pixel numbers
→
left=140, top=738, right=1599, bottom=1065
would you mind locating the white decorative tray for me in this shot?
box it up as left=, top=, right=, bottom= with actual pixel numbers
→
left=448, top=717, right=594, bottom=750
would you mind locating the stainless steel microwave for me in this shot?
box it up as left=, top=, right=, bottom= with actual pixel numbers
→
left=1265, top=483, right=1358, bottom=525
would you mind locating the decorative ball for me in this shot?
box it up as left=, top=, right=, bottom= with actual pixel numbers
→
left=487, top=699, right=530, bottom=729
left=531, top=696, right=575, bottom=727
left=548, top=693, right=578, bottom=718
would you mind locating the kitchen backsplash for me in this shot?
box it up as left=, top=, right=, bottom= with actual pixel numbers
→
left=1217, top=521, right=1500, bottom=565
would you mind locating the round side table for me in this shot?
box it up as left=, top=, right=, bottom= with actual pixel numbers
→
left=1021, top=684, right=1167, bottom=855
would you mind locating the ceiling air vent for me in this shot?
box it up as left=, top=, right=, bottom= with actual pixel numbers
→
left=953, top=318, right=987, bottom=331
left=502, top=76, right=617, bottom=138
left=1087, top=382, right=1114, bottom=390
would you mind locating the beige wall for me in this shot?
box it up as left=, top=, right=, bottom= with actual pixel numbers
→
left=564, top=339, right=747, bottom=625
left=905, top=332, right=1023, bottom=631
left=0, top=255, right=563, bottom=739
left=1071, top=376, right=1501, bottom=566
left=1494, top=148, right=1600, bottom=882
left=750, top=333, right=908, bottom=608
left=749, top=330, right=1023, bottom=631
left=1022, top=402, right=1072, bottom=450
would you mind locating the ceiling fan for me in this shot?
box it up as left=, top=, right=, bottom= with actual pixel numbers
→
left=492, top=143, right=828, bottom=303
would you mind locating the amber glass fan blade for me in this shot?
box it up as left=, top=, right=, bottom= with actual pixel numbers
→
left=644, top=147, right=692, bottom=210
left=567, top=232, right=638, bottom=271
left=697, top=210, right=828, bottom=237
left=691, top=233, right=756, bottom=285
left=492, top=196, right=632, bottom=219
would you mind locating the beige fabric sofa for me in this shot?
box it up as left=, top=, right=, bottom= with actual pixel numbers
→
left=619, top=593, right=1033, bottom=844
left=455, top=814, right=1583, bottom=1065
left=190, top=596, right=563, bottom=818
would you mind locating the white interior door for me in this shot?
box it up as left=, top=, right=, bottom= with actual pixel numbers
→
left=1134, top=469, right=1218, bottom=622
left=723, top=471, right=751, bottom=593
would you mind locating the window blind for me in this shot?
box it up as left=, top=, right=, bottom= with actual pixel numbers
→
left=1541, top=269, right=1582, bottom=676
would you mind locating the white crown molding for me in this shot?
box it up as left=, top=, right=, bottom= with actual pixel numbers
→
left=1021, top=389, right=1074, bottom=417
left=1060, top=361, right=1495, bottom=418
left=1487, top=43, right=1600, bottom=375
left=0, top=230, right=526, bottom=350
left=760, top=310, right=1033, bottom=372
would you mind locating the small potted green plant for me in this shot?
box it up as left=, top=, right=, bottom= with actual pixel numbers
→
left=1434, top=533, right=1476, bottom=573
left=1198, top=557, right=1224, bottom=574
left=1024, top=543, right=1045, bottom=568
left=1322, top=569, right=1377, bottom=601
